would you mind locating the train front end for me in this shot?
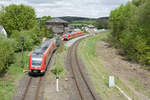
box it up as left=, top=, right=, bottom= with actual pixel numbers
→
left=29, top=53, right=45, bottom=75
left=64, top=32, right=72, bottom=40
left=63, top=34, right=69, bottom=40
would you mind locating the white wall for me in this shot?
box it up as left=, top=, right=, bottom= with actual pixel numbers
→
left=0, top=28, right=7, bottom=38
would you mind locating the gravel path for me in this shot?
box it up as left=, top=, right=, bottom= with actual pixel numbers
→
left=43, top=35, right=91, bottom=100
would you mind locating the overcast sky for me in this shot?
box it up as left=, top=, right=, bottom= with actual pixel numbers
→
left=0, top=0, right=130, bottom=18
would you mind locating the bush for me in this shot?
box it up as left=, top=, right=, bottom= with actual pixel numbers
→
left=46, top=27, right=54, bottom=38
left=10, top=25, right=41, bottom=51
left=120, top=33, right=149, bottom=63
left=11, top=30, right=33, bottom=51
left=0, top=39, right=16, bottom=72
left=40, top=26, right=47, bottom=37
left=30, top=25, right=41, bottom=45
left=53, top=66, right=64, bottom=75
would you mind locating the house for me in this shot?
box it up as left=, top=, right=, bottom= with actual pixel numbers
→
left=45, top=18, right=68, bottom=35
left=84, top=25, right=97, bottom=33
left=87, top=25, right=95, bottom=29
left=0, top=25, right=7, bottom=38
left=65, top=25, right=74, bottom=33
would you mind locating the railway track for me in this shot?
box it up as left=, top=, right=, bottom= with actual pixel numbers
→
left=67, top=38, right=100, bottom=100
left=22, top=76, right=43, bottom=100
left=12, top=75, right=44, bottom=100
left=12, top=51, right=55, bottom=100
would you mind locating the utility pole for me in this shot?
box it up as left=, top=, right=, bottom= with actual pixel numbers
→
left=39, top=19, right=41, bottom=34
left=21, top=35, right=24, bottom=68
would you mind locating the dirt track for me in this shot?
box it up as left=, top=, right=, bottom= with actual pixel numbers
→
left=96, top=40, right=150, bottom=100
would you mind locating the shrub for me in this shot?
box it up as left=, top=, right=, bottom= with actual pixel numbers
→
left=0, top=39, right=16, bottom=72
left=10, top=25, right=41, bottom=51
left=53, top=66, right=64, bottom=75
left=40, top=26, right=47, bottom=37
left=47, top=27, right=54, bottom=38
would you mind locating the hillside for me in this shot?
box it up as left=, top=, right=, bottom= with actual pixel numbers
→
left=57, top=16, right=96, bottom=23
left=57, top=16, right=109, bottom=29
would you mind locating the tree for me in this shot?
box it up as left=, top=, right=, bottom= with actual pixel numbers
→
left=0, top=9, right=4, bottom=24
left=0, top=4, right=36, bottom=36
left=109, top=1, right=150, bottom=65
left=47, top=27, right=53, bottom=38
left=10, top=25, right=41, bottom=51
left=132, top=0, right=146, bottom=6
left=38, top=16, right=51, bottom=28
left=95, top=18, right=109, bottom=29
left=0, top=39, right=16, bottom=72
left=38, top=16, right=52, bottom=37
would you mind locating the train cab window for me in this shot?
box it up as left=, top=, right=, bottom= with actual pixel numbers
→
left=65, top=34, right=68, bottom=37
left=32, top=57, right=42, bottom=67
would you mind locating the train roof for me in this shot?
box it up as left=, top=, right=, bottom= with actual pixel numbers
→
left=32, top=38, right=55, bottom=56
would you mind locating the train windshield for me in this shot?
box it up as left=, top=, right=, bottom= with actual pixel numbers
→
left=32, top=58, right=42, bottom=67
left=65, top=34, right=68, bottom=37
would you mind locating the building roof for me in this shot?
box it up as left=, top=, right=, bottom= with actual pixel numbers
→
left=45, top=18, right=68, bottom=24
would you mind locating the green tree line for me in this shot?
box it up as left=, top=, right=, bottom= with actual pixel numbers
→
left=94, top=17, right=109, bottom=29
left=0, top=4, right=41, bottom=73
left=109, top=0, right=150, bottom=67
left=38, top=16, right=54, bottom=38
left=0, top=4, right=54, bottom=73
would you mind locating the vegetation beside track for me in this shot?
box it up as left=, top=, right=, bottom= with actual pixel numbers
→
left=0, top=51, right=29, bottom=100
left=51, top=44, right=67, bottom=78
left=109, top=1, right=150, bottom=66
left=78, top=32, right=139, bottom=100
left=0, top=4, right=53, bottom=100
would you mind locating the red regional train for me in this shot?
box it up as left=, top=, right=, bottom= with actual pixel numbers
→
left=29, top=38, right=57, bottom=75
left=63, top=31, right=84, bottom=40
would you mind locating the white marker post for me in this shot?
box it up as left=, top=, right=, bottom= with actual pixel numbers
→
left=56, top=74, right=59, bottom=92
left=109, top=76, right=115, bottom=87
left=108, top=76, right=132, bottom=100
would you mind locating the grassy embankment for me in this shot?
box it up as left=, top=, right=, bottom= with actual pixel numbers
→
left=0, top=42, right=67, bottom=100
left=129, top=77, right=150, bottom=98
left=0, top=51, right=30, bottom=100
left=78, top=32, right=139, bottom=100
left=50, top=44, right=67, bottom=78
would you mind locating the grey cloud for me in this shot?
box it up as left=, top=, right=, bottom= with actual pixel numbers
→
left=27, top=0, right=63, bottom=4
left=1, top=0, right=130, bottom=18
left=101, top=0, right=128, bottom=5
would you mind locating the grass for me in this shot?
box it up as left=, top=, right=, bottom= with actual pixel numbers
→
left=51, top=45, right=67, bottom=78
left=129, top=77, right=145, bottom=91
left=78, top=32, right=139, bottom=100
left=0, top=43, right=67, bottom=100
left=0, top=51, right=29, bottom=100
left=129, top=77, right=150, bottom=98
left=72, top=20, right=96, bottom=25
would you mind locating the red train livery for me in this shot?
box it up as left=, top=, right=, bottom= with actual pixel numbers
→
left=29, top=38, right=56, bottom=75
left=63, top=31, right=84, bottom=40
